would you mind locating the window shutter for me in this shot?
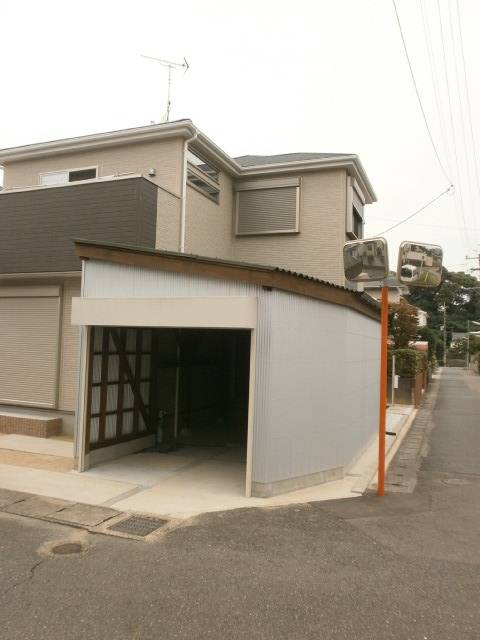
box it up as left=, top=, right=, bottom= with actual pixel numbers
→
left=236, top=186, right=299, bottom=235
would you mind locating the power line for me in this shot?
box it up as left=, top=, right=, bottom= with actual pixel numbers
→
left=436, top=0, right=469, bottom=248
left=420, top=0, right=452, bottom=178
left=455, top=0, right=480, bottom=234
left=392, top=0, right=452, bottom=186
left=447, top=0, right=478, bottom=245
left=378, top=186, right=452, bottom=235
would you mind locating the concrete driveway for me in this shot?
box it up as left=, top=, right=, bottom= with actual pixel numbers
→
left=0, top=368, right=479, bottom=639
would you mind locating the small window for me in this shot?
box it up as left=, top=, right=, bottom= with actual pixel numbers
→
left=187, top=148, right=219, bottom=183
left=353, top=206, right=363, bottom=238
left=39, top=167, right=97, bottom=186
left=68, top=168, right=97, bottom=182
left=187, top=169, right=220, bottom=203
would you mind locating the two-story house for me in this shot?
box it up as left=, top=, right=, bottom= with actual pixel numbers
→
left=0, top=119, right=376, bottom=439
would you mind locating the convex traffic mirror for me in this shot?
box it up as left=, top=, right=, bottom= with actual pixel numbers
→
left=397, top=241, right=443, bottom=288
left=343, top=237, right=389, bottom=282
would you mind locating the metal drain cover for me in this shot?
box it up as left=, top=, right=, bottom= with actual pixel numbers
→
left=52, top=542, right=84, bottom=555
left=108, top=515, right=167, bottom=537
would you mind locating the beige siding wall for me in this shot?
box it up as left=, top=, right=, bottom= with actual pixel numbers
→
left=233, top=169, right=348, bottom=285
left=58, top=278, right=81, bottom=412
left=155, top=188, right=182, bottom=252
left=3, top=138, right=184, bottom=194
left=184, top=171, right=235, bottom=259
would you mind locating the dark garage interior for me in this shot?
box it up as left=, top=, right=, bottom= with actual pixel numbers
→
left=86, top=326, right=251, bottom=462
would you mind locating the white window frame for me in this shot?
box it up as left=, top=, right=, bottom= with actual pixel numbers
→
left=39, top=166, right=98, bottom=186
left=235, top=177, right=301, bottom=236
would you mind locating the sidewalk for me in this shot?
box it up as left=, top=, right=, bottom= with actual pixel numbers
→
left=0, top=405, right=417, bottom=520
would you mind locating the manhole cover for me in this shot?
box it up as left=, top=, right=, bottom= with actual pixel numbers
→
left=108, top=515, right=167, bottom=537
left=51, top=542, right=84, bottom=555
left=442, top=478, right=471, bottom=486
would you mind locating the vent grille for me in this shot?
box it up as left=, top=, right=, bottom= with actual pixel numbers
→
left=236, top=186, right=298, bottom=235
left=108, top=515, right=167, bottom=537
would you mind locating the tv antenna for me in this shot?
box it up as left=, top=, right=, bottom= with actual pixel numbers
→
left=141, top=55, right=189, bottom=122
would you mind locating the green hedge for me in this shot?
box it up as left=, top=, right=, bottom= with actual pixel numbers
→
left=387, top=348, right=428, bottom=378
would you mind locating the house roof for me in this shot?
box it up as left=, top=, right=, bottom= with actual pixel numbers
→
left=235, top=153, right=351, bottom=167
left=0, top=120, right=377, bottom=203
left=74, top=239, right=380, bottom=321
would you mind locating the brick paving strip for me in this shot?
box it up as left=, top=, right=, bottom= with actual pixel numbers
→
left=384, top=375, right=441, bottom=493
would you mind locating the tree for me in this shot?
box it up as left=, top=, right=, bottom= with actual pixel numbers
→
left=390, top=299, right=419, bottom=348
left=407, top=269, right=480, bottom=338
left=417, top=326, right=441, bottom=362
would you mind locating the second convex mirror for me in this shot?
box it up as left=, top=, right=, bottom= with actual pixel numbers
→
left=343, top=237, right=389, bottom=282
left=397, top=241, right=443, bottom=288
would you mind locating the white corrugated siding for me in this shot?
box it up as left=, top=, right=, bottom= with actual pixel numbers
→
left=256, top=290, right=380, bottom=483
left=0, top=296, right=60, bottom=407
left=82, top=259, right=379, bottom=484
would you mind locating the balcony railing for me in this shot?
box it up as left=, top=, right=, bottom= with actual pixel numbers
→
left=0, top=176, right=158, bottom=274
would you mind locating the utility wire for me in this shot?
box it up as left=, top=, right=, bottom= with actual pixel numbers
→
left=420, top=0, right=452, bottom=178
left=447, top=0, right=478, bottom=245
left=437, top=0, right=469, bottom=249
left=455, top=0, right=480, bottom=230
left=392, top=0, right=452, bottom=186
left=379, top=186, right=452, bottom=235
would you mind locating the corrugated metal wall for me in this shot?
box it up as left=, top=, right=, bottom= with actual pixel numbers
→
left=82, top=260, right=379, bottom=485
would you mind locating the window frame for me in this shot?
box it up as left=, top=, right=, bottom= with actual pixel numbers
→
left=186, top=163, right=220, bottom=204
left=235, top=177, right=301, bottom=236
left=38, top=166, right=98, bottom=186
left=186, top=148, right=220, bottom=184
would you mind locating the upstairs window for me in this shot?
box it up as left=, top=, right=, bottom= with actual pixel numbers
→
left=39, top=167, right=97, bottom=186
left=186, top=148, right=220, bottom=203
left=353, top=206, right=363, bottom=238
left=235, top=177, right=300, bottom=236
left=186, top=148, right=219, bottom=182
left=187, top=168, right=220, bottom=203
left=346, top=178, right=365, bottom=239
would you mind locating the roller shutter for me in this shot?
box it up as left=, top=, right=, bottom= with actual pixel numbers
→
left=0, top=288, right=60, bottom=407
left=236, top=178, right=300, bottom=235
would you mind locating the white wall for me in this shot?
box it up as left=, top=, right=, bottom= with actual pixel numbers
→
left=81, top=260, right=380, bottom=488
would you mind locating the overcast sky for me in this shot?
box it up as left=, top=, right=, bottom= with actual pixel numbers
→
left=1, top=0, right=479, bottom=273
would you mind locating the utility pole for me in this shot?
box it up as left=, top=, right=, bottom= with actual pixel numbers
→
left=466, top=252, right=480, bottom=279
left=443, top=305, right=447, bottom=367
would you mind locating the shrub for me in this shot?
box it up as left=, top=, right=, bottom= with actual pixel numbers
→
left=388, top=348, right=427, bottom=378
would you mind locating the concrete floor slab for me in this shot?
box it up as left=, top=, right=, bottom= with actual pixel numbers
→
left=85, top=452, right=198, bottom=486
left=4, top=495, right=72, bottom=518
left=0, top=464, right=137, bottom=505
left=51, top=503, right=119, bottom=527
left=0, top=434, right=73, bottom=458
left=0, top=408, right=416, bottom=520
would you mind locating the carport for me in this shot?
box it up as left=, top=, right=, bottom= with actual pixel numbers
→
left=72, top=240, right=380, bottom=499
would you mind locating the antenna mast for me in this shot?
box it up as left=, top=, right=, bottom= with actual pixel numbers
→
left=141, top=55, right=189, bottom=122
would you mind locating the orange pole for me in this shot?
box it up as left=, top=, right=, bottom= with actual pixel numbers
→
left=377, top=285, right=388, bottom=497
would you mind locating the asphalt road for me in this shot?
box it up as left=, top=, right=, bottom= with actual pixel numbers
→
left=1, top=368, right=479, bottom=640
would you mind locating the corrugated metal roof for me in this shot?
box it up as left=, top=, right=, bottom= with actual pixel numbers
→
left=235, top=153, right=351, bottom=167
left=73, top=239, right=380, bottom=313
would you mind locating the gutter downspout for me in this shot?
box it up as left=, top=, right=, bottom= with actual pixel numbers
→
left=180, top=129, right=198, bottom=253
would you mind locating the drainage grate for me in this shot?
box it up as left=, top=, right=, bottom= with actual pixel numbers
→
left=108, top=515, right=167, bottom=537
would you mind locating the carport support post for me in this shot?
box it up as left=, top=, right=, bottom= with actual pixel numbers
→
left=378, top=285, right=388, bottom=496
